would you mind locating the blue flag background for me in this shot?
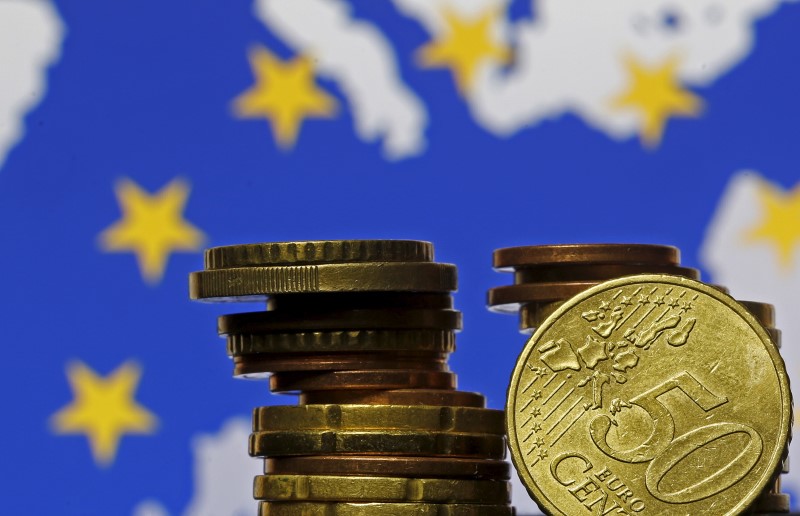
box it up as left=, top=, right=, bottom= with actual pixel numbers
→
left=2, top=0, right=800, bottom=513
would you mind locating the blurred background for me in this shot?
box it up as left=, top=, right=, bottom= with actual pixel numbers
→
left=1, top=0, right=799, bottom=513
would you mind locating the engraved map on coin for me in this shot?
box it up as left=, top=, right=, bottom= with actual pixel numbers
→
left=507, top=275, right=791, bottom=515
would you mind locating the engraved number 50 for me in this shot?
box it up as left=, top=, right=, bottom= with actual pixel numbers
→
left=589, top=372, right=763, bottom=503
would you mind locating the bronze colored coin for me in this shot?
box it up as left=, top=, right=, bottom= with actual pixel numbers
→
left=269, top=370, right=457, bottom=393
left=249, top=429, right=506, bottom=459
left=739, top=300, right=776, bottom=328
left=748, top=492, right=790, bottom=513
left=205, top=240, right=433, bottom=269
left=493, top=244, right=679, bottom=271
left=488, top=282, right=598, bottom=313
left=253, top=474, right=511, bottom=504
left=228, top=330, right=456, bottom=356
left=513, top=264, right=699, bottom=284
left=507, top=275, right=791, bottom=516
left=219, top=309, right=462, bottom=334
left=267, top=292, right=453, bottom=311
left=300, top=389, right=485, bottom=407
left=264, top=456, right=511, bottom=479
left=257, top=501, right=514, bottom=516
left=190, top=262, right=457, bottom=300
left=232, top=352, right=450, bottom=377
left=253, top=405, right=503, bottom=434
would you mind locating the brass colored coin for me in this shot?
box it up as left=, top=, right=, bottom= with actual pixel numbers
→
left=267, top=292, right=453, bottom=311
left=249, top=429, right=506, bottom=459
left=507, top=275, right=791, bottom=516
left=264, top=456, right=511, bottom=480
left=257, top=501, right=514, bottom=516
left=228, top=330, right=456, bottom=356
left=219, top=309, right=462, bottom=334
left=268, top=370, right=457, bottom=393
left=253, top=405, right=503, bottom=434
left=514, top=264, right=699, bottom=284
left=488, top=282, right=598, bottom=312
left=739, top=300, right=776, bottom=328
left=205, top=240, right=433, bottom=269
left=748, top=492, right=790, bottom=513
left=493, top=244, right=679, bottom=270
left=232, top=352, right=450, bottom=377
left=300, top=389, right=485, bottom=407
left=253, top=474, right=511, bottom=504
left=190, top=262, right=457, bottom=300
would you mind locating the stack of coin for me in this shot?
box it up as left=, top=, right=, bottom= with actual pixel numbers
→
left=488, top=244, right=700, bottom=333
left=490, top=244, right=792, bottom=514
left=190, top=240, right=513, bottom=515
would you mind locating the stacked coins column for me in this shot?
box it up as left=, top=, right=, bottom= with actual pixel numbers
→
left=190, top=240, right=513, bottom=516
left=488, top=243, right=791, bottom=514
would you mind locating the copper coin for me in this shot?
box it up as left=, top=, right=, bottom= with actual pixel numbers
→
left=219, top=308, right=462, bottom=333
left=739, top=300, right=776, bottom=328
left=267, top=292, right=453, bottom=311
left=493, top=244, right=679, bottom=270
left=264, top=456, right=511, bottom=479
left=300, top=389, right=485, bottom=408
left=518, top=301, right=563, bottom=333
left=269, top=370, right=457, bottom=393
left=487, top=281, right=599, bottom=312
left=233, top=352, right=450, bottom=378
left=513, top=263, right=699, bottom=283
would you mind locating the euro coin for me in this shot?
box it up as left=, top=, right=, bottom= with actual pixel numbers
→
left=257, top=501, right=514, bottom=516
left=269, top=370, right=457, bottom=393
left=252, top=474, right=511, bottom=503
left=506, top=274, right=791, bottom=515
left=232, top=352, right=450, bottom=377
left=493, top=244, right=680, bottom=271
left=300, top=389, right=485, bottom=407
left=513, top=264, right=698, bottom=284
left=263, top=456, right=511, bottom=479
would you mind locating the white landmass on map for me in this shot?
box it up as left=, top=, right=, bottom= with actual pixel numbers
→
left=394, top=0, right=793, bottom=141
left=254, top=0, right=427, bottom=160
left=133, top=417, right=261, bottom=516
left=701, top=171, right=800, bottom=500
left=0, top=0, right=64, bottom=169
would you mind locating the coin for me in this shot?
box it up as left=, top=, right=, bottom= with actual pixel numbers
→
left=219, top=309, right=462, bottom=333
left=488, top=282, right=599, bottom=312
left=232, top=352, right=450, bottom=377
left=269, top=370, right=458, bottom=393
left=227, top=330, right=456, bottom=356
left=300, top=389, right=485, bottom=407
left=267, top=292, right=453, bottom=311
left=205, top=240, right=434, bottom=269
left=190, top=262, right=458, bottom=300
left=513, top=264, right=699, bottom=283
left=519, top=302, right=563, bottom=333
left=263, top=456, right=511, bottom=479
left=493, top=244, right=680, bottom=271
left=249, top=430, right=506, bottom=459
left=739, top=301, right=776, bottom=328
left=748, top=492, right=790, bottom=513
left=253, top=474, right=511, bottom=503
left=507, top=275, right=791, bottom=515
left=253, top=405, right=503, bottom=434
left=257, top=502, right=514, bottom=516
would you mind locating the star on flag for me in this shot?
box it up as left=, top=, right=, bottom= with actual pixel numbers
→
left=747, top=180, right=800, bottom=270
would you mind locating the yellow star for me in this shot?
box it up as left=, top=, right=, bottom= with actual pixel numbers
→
left=417, top=8, right=510, bottom=95
left=612, top=55, right=703, bottom=147
left=232, top=46, right=338, bottom=148
left=99, top=177, right=206, bottom=284
left=51, top=361, right=158, bottom=467
left=747, top=180, right=800, bottom=269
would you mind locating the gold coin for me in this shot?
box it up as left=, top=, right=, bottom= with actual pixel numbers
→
left=227, top=330, right=456, bottom=356
left=232, top=352, right=450, bottom=377
left=257, top=501, right=514, bottom=516
left=739, top=300, right=776, bottom=328
left=267, top=292, right=453, bottom=310
left=264, top=456, right=511, bottom=479
left=190, top=262, right=457, bottom=300
left=513, top=264, right=699, bottom=284
left=507, top=275, right=791, bottom=515
left=205, top=240, right=433, bottom=269
left=219, top=309, right=462, bottom=334
left=493, top=244, right=679, bottom=271
left=253, top=474, right=511, bottom=503
left=300, top=389, right=484, bottom=407
left=253, top=405, right=503, bottom=434
left=249, top=429, right=506, bottom=459
left=268, top=370, right=458, bottom=393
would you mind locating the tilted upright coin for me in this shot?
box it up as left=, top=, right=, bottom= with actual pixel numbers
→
left=506, top=275, right=791, bottom=515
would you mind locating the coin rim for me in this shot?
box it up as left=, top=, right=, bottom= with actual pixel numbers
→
left=505, top=274, right=792, bottom=516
